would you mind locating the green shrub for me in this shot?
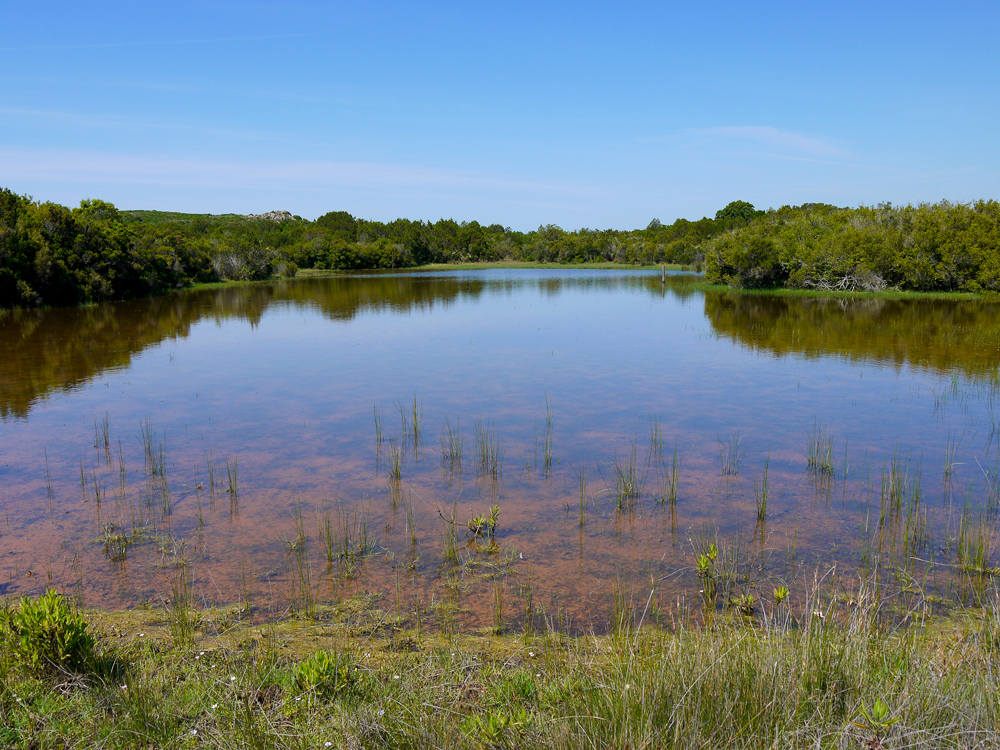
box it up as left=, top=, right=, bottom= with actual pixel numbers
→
left=2, top=589, right=96, bottom=674
left=293, top=649, right=366, bottom=703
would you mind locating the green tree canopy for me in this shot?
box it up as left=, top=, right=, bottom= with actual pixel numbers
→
left=715, top=201, right=761, bottom=223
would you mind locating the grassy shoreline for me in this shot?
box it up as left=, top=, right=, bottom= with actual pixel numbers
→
left=3, top=585, right=1000, bottom=748
left=694, top=280, right=1000, bottom=302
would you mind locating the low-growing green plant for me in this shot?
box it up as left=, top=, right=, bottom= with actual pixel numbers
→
left=294, top=649, right=365, bottom=704
left=467, top=504, right=501, bottom=541
left=696, top=544, right=719, bottom=604
left=2, top=589, right=96, bottom=675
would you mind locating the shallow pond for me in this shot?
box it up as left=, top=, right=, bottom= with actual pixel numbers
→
left=2, top=270, right=999, bottom=630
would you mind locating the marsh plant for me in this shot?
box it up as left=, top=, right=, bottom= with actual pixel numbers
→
left=440, top=417, right=463, bottom=468
left=654, top=441, right=681, bottom=505
left=386, top=438, right=403, bottom=482
left=718, top=430, right=745, bottom=475
left=467, top=504, right=501, bottom=541
left=753, top=451, right=770, bottom=522
left=610, top=444, right=645, bottom=511
left=225, top=454, right=239, bottom=516
left=373, top=404, right=384, bottom=447
left=475, top=418, right=505, bottom=480
left=696, top=543, right=719, bottom=605
left=806, top=419, right=835, bottom=474
left=319, top=498, right=376, bottom=579
left=1, top=589, right=96, bottom=675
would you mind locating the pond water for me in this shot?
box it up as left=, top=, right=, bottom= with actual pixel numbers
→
left=2, top=269, right=999, bottom=631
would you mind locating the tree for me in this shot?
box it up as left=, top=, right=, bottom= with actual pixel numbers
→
left=715, top=201, right=760, bottom=224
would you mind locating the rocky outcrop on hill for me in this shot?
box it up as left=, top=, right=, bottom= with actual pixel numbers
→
left=244, top=210, right=297, bottom=222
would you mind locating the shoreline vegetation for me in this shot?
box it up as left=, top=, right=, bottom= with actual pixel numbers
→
left=5, top=186, right=996, bottom=310
left=3, top=583, right=1000, bottom=748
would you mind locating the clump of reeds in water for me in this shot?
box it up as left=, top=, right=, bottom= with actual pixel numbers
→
left=225, top=454, right=239, bottom=517
left=386, top=439, right=403, bottom=482
left=806, top=418, right=835, bottom=474
left=610, top=444, right=644, bottom=511
left=718, top=430, right=745, bottom=475
left=441, top=418, right=463, bottom=469
left=475, top=418, right=504, bottom=480
left=753, top=451, right=770, bottom=522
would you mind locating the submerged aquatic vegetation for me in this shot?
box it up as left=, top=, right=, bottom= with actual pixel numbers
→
left=806, top=419, right=835, bottom=474
left=475, top=418, right=505, bottom=480
left=718, top=431, right=745, bottom=475
left=609, top=444, right=645, bottom=511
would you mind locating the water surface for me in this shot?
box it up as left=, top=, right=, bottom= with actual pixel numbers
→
left=2, top=270, right=998, bottom=629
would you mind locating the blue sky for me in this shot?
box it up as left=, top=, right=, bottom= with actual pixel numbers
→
left=2, top=1, right=997, bottom=230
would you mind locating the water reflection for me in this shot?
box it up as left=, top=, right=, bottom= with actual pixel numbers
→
left=1, top=271, right=697, bottom=420
left=704, top=290, right=1000, bottom=379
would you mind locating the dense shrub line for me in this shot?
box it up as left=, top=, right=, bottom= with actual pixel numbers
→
left=2, top=188, right=746, bottom=308
left=7, top=186, right=997, bottom=308
left=704, top=200, right=1000, bottom=292
left=0, top=189, right=301, bottom=308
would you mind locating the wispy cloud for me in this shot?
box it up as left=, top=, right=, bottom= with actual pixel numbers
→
left=0, top=147, right=586, bottom=197
left=0, top=107, right=283, bottom=142
left=700, top=126, right=850, bottom=159
left=0, top=34, right=313, bottom=53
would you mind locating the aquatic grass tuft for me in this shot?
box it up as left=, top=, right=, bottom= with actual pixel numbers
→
left=718, top=430, right=745, bottom=475
left=753, top=450, right=770, bottom=522
left=373, top=404, right=384, bottom=447
left=440, top=418, right=463, bottom=468
left=475, top=418, right=505, bottom=480
left=386, top=438, right=403, bottom=482
left=225, top=454, right=239, bottom=516
left=610, top=444, right=645, bottom=511
left=806, top=419, right=835, bottom=474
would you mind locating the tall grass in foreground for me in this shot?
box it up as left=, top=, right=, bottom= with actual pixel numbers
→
left=4, top=582, right=1000, bottom=749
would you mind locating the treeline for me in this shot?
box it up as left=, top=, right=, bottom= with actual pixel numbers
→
left=704, top=200, right=1000, bottom=293
left=2, top=187, right=752, bottom=309
left=11, top=185, right=998, bottom=309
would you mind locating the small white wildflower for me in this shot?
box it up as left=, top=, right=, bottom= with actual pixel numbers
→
left=325, top=743, right=333, bottom=748
left=528, top=651, right=535, bottom=657
left=138, top=632, right=145, bottom=637
left=364, top=652, right=371, bottom=658
left=536, top=673, right=541, bottom=678
left=194, top=655, right=200, bottom=660
left=121, top=684, right=127, bottom=690
left=15, top=697, right=21, bottom=703
left=229, top=676, right=237, bottom=682
left=378, top=709, right=385, bottom=717
left=393, top=674, right=400, bottom=680
left=295, top=697, right=301, bottom=702
left=624, top=683, right=631, bottom=690
left=211, top=704, right=218, bottom=709
left=191, top=729, right=198, bottom=736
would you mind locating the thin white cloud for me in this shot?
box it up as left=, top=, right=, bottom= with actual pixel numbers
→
left=701, top=126, right=850, bottom=159
left=0, top=34, right=313, bottom=53
left=0, top=147, right=587, bottom=197
left=0, top=107, right=284, bottom=142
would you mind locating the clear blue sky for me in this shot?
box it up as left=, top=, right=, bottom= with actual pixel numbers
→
left=2, top=1, right=997, bottom=230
